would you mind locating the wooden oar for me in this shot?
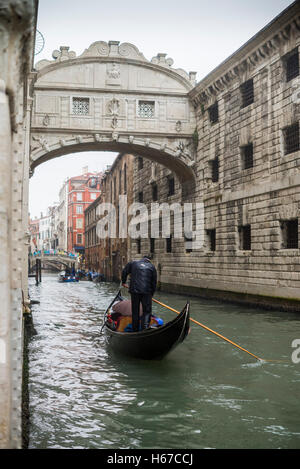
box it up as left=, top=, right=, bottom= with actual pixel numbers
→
left=122, top=284, right=263, bottom=362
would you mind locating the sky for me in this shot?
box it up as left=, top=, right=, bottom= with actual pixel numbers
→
left=29, top=0, right=295, bottom=218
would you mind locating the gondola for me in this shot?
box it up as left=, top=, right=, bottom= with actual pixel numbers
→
left=58, top=272, right=79, bottom=282
left=101, top=291, right=190, bottom=360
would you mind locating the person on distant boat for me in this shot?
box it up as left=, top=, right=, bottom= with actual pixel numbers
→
left=121, top=255, right=157, bottom=331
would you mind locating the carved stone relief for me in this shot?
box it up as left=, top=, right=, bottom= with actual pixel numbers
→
left=106, top=63, right=121, bottom=86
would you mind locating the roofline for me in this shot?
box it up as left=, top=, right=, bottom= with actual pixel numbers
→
left=190, top=0, right=300, bottom=98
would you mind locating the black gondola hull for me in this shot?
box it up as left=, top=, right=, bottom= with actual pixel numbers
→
left=103, top=295, right=190, bottom=360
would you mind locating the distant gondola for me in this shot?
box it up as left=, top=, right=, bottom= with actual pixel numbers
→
left=58, top=272, right=79, bottom=282
left=102, top=291, right=190, bottom=360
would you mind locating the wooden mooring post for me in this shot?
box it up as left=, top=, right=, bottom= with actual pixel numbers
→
left=37, top=259, right=41, bottom=284
left=28, top=258, right=42, bottom=285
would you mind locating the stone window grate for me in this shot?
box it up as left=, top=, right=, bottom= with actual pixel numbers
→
left=283, top=123, right=299, bottom=155
left=168, top=177, right=175, bottom=196
left=72, top=97, right=89, bottom=115
left=239, top=225, right=251, bottom=250
left=211, top=157, right=219, bottom=182
left=166, top=235, right=172, bottom=253
left=138, top=101, right=155, bottom=118
left=240, top=79, right=254, bottom=108
left=152, top=183, right=158, bottom=201
left=208, top=102, right=219, bottom=124
left=138, top=157, right=143, bottom=170
left=184, top=234, right=193, bottom=253
left=285, top=48, right=299, bottom=82
left=138, top=191, right=143, bottom=203
left=206, top=229, right=216, bottom=251
left=281, top=219, right=298, bottom=249
left=241, top=143, right=254, bottom=169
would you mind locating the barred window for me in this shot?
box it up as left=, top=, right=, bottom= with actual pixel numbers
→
left=77, top=234, right=82, bottom=244
left=208, top=102, right=219, bottom=124
left=184, top=233, right=193, bottom=253
left=239, top=225, right=251, bottom=250
left=281, top=219, right=298, bottom=249
left=206, top=229, right=216, bottom=251
left=136, top=238, right=141, bottom=254
left=240, top=79, right=254, bottom=108
left=210, top=157, right=219, bottom=182
left=72, top=97, right=89, bottom=115
left=138, top=101, right=155, bottom=118
left=168, top=177, right=175, bottom=196
left=138, top=157, right=143, bottom=170
left=150, top=238, right=155, bottom=254
left=241, top=143, right=254, bottom=169
left=152, top=183, right=158, bottom=201
left=284, top=48, right=299, bottom=82
left=283, top=123, right=299, bottom=155
left=166, top=235, right=172, bottom=253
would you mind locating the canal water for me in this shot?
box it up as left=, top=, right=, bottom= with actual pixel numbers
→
left=28, top=273, right=300, bottom=449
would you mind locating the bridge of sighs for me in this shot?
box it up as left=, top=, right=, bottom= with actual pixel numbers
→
left=29, top=40, right=198, bottom=193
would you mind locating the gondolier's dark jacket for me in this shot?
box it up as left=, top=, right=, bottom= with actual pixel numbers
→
left=122, top=258, right=157, bottom=295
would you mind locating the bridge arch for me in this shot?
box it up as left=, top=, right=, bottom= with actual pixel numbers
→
left=30, top=41, right=197, bottom=186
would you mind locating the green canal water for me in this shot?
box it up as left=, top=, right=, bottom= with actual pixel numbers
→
left=28, top=274, right=300, bottom=449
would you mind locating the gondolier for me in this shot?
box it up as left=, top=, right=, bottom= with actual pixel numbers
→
left=122, top=255, right=157, bottom=331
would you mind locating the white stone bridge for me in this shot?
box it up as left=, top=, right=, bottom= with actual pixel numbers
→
left=29, top=252, right=79, bottom=272
left=29, top=41, right=197, bottom=191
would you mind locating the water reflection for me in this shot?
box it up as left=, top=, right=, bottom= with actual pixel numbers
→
left=28, top=274, right=300, bottom=449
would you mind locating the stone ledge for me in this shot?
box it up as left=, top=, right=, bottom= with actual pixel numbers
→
left=159, top=281, right=300, bottom=313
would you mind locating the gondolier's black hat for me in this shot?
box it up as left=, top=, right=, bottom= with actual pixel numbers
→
left=143, top=254, right=152, bottom=260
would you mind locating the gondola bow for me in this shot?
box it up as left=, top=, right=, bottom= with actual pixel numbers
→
left=102, top=291, right=190, bottom=360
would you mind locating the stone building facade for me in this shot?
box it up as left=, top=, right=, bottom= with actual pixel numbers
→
left=85, top=153, right=134, bottom=281
left=0, top=0, right=38, bottom=448
left=1, top=0, right=300, bottom=450
left=66, top=170, right=102, bottom=254
left=133, top=2, right=300, bottom=311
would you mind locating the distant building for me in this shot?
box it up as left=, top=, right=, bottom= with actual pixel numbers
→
left=85, top=153, right=134, bottom=280
left=38, top=211, right=52, bottom=250
left=67, top=169, right=102, bottom=254
left=54, top=181, right=69, bottom=251
left=48, top=204, right=59, bottom=250
left=29, top=217, right=40, bottom=253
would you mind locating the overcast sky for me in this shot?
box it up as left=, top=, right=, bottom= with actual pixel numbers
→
left=29, top=0, right=295, bottom=218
